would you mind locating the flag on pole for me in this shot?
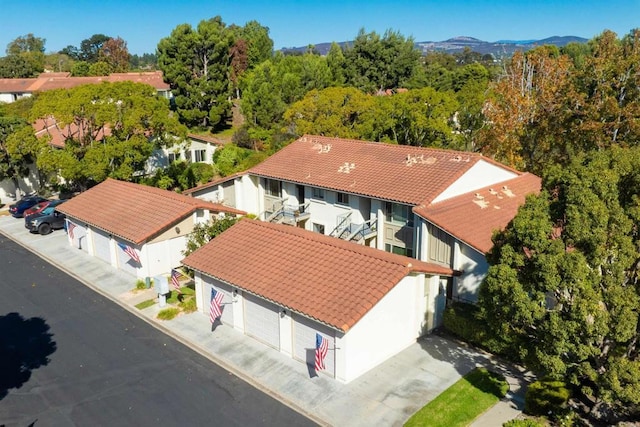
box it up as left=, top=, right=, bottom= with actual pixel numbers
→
left=67, top=221, right=76, bottom=239
left=117, top=242, right=140, bottom=263
left=315, top=333, right=329, bottom=372
left=171, top=269, right=182, bottom=293
left=209, top=288, right=224, bottom=323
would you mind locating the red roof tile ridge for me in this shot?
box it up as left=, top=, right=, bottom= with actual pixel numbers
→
left=297, top=134, right=486, bottom=157
left=183, top=172, right=246, bottom=195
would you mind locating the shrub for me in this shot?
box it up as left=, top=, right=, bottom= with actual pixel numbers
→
left=157, top=307, right=180, bottom=320
left=525, top=378, right=571, bottom=417
left=443, top=301, right=509, bottom=357
left=135, top=279, right=147, bottom=290
left=178, top=297, right=197, bottom=313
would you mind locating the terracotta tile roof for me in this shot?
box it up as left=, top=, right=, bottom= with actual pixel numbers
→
left=182, top=172, right=243, bottom=195
left=414, top=173, right=542, bottom=253
left=248, top=135, right=505, bottom=205
left=57, top=178, right=245, bottom=244
left=33, top=117, right=110, bottom=148
left=182, top=219, right=453, bottom=332
left=188, top=133, right=225, bottom=146
left=0, top=78, right=37, bottom=92
left=0, top=71, right=169, bottom=94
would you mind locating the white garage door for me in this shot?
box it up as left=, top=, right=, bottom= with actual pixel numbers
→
left=293, top=315, right=335, bottom=377
left=244, top=294, right=280, bottom=349
left=202, top=277, right=233, bottom=325
left=93, top=229, right=111, bottom=263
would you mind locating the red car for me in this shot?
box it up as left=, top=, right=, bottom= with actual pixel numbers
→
left=23, top=200, right=51, bottom=218
left=23, top=199, right=67, bottom=220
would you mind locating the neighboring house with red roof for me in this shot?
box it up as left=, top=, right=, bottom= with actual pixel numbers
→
left=185, top=134, right=541, bottom=307
left=56, top=178, right=244, bottom=279
left=182, top=218, right=454, bottom=383
left=0, top=71, right=171, bottom=103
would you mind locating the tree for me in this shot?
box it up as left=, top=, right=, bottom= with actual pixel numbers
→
left=157, top=16, right=234, bottom=130
left=326, top=42, right=346, bottom=86
left=79, top=34, right=111, bottom=63
left=477, top=47, right=576, bottom=173
left=2, top=33, right=46, bottom=77
left=240, top=20, right=273, bottom=68
left=183, top=216, right=240, bottom=257
left=284, top=87, right=374, bottom=138
left=478, top=146, right=640, bottom=421
left=570, top=30, right=640, bottom=153
left=0, top=116, right=40, bottom=195
left=99, top=37, right=130, bottom=73
left=29, top=81, right=186, bottom=190
left=240, top=52, right=331, bottom=130
left=343, top=29, right=421, bottom=93
left=374, top=88, right=460, bottom=147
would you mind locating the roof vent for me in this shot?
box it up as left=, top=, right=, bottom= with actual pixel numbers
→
left=313, top=143, right=332, bottom=153
left=502, top=186, right=515, bottom=198
left=338, top=162, right=355, bottom=173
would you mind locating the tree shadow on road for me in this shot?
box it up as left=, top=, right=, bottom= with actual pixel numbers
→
left=0, top=312, right=57, bottom=400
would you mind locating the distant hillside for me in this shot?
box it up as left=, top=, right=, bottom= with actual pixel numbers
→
left=281, top=35, right=588, bottom=57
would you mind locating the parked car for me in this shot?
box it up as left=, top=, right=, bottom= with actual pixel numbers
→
left=25, top=208, right=66, bottom=235
left=9, top=195, right=48, bottom=218
left=23, top=199, right=67, bottom=220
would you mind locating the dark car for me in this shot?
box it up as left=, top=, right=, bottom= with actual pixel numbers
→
left=23, top=199, right=67, bottom=220
left=9, top=195, right=48, bottom=218
left=25, top=207, right=66, bottom=235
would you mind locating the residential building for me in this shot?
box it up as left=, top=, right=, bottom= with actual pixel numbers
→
left=56, top=178, right=245, bottom=279
left=184, top=135, right=541, bottom=306
left=182, top=218, right=454, bottom=383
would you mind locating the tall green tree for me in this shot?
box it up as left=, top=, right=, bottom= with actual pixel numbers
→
left=157, top=16, right=234, bottom=129
left=240, top=52, right=331, bottom=129
left=79, top=34, right=111, bottom=63
left=343, top=29, right=421, bottom=93
left=30, top=81, right=186, bottom=190
left=478, top=146, right=640, bottom=421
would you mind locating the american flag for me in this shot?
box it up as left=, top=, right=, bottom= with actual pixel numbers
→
left=171, top=269, right=182, bottom=293
left=67, top=221, right=76, bottom=239
left=315, top=333, right=329, bottom=372
left=209, top=288, right=224, bottom=323
left=117, top=242, right=140, bottom=263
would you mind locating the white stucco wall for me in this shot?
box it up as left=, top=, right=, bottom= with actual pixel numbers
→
left=338, top=274, right=425, bottom=383
left=432, top=160, right=518, bottom=203
left=454, top=241, right=488, bottom=303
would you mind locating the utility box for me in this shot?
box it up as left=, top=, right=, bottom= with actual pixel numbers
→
left=154, top=275, right=169, bottom=295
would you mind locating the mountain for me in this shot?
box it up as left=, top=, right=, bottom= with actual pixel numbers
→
left=280, top=35, right=588, bottom=57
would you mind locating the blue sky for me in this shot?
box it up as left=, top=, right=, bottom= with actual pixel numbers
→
left=1, top=0, right=638, bottom=55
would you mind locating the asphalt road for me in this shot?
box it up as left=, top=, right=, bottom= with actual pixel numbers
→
left=0, top=236, right=316, bottom=427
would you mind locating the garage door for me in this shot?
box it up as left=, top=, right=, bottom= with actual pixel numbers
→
left=93, top=229, right=111, bottom=263
left=202, top=277, right=233, bottom=325
left=293, top=315, right=335, bottom=377
left=244, top=294, right=280, bottom=349
left=117, top=240, right=139, bottom=276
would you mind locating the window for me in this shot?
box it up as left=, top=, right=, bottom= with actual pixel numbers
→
left=385, top=243, right=414, bottom=258
left=168, top=152, right=177, bottom=163
left=264, top=179, right=281, bottom=197
left=428, top=224, right=453, bottom=265
left=336, top=192, right=349, bottom=206
left=193, top=149, right=207, bottom=162
left=385, top=202, right=414, bottom=227
left=313, top=223, right=325, bottom=235
left=312, top=187, right=325, bottom=200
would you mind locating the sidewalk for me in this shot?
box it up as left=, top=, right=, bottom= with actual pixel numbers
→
left=0, top=212, right=530, bottom=426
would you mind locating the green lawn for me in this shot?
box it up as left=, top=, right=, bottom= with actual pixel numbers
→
left=405, top=367, right=508, bottom=427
